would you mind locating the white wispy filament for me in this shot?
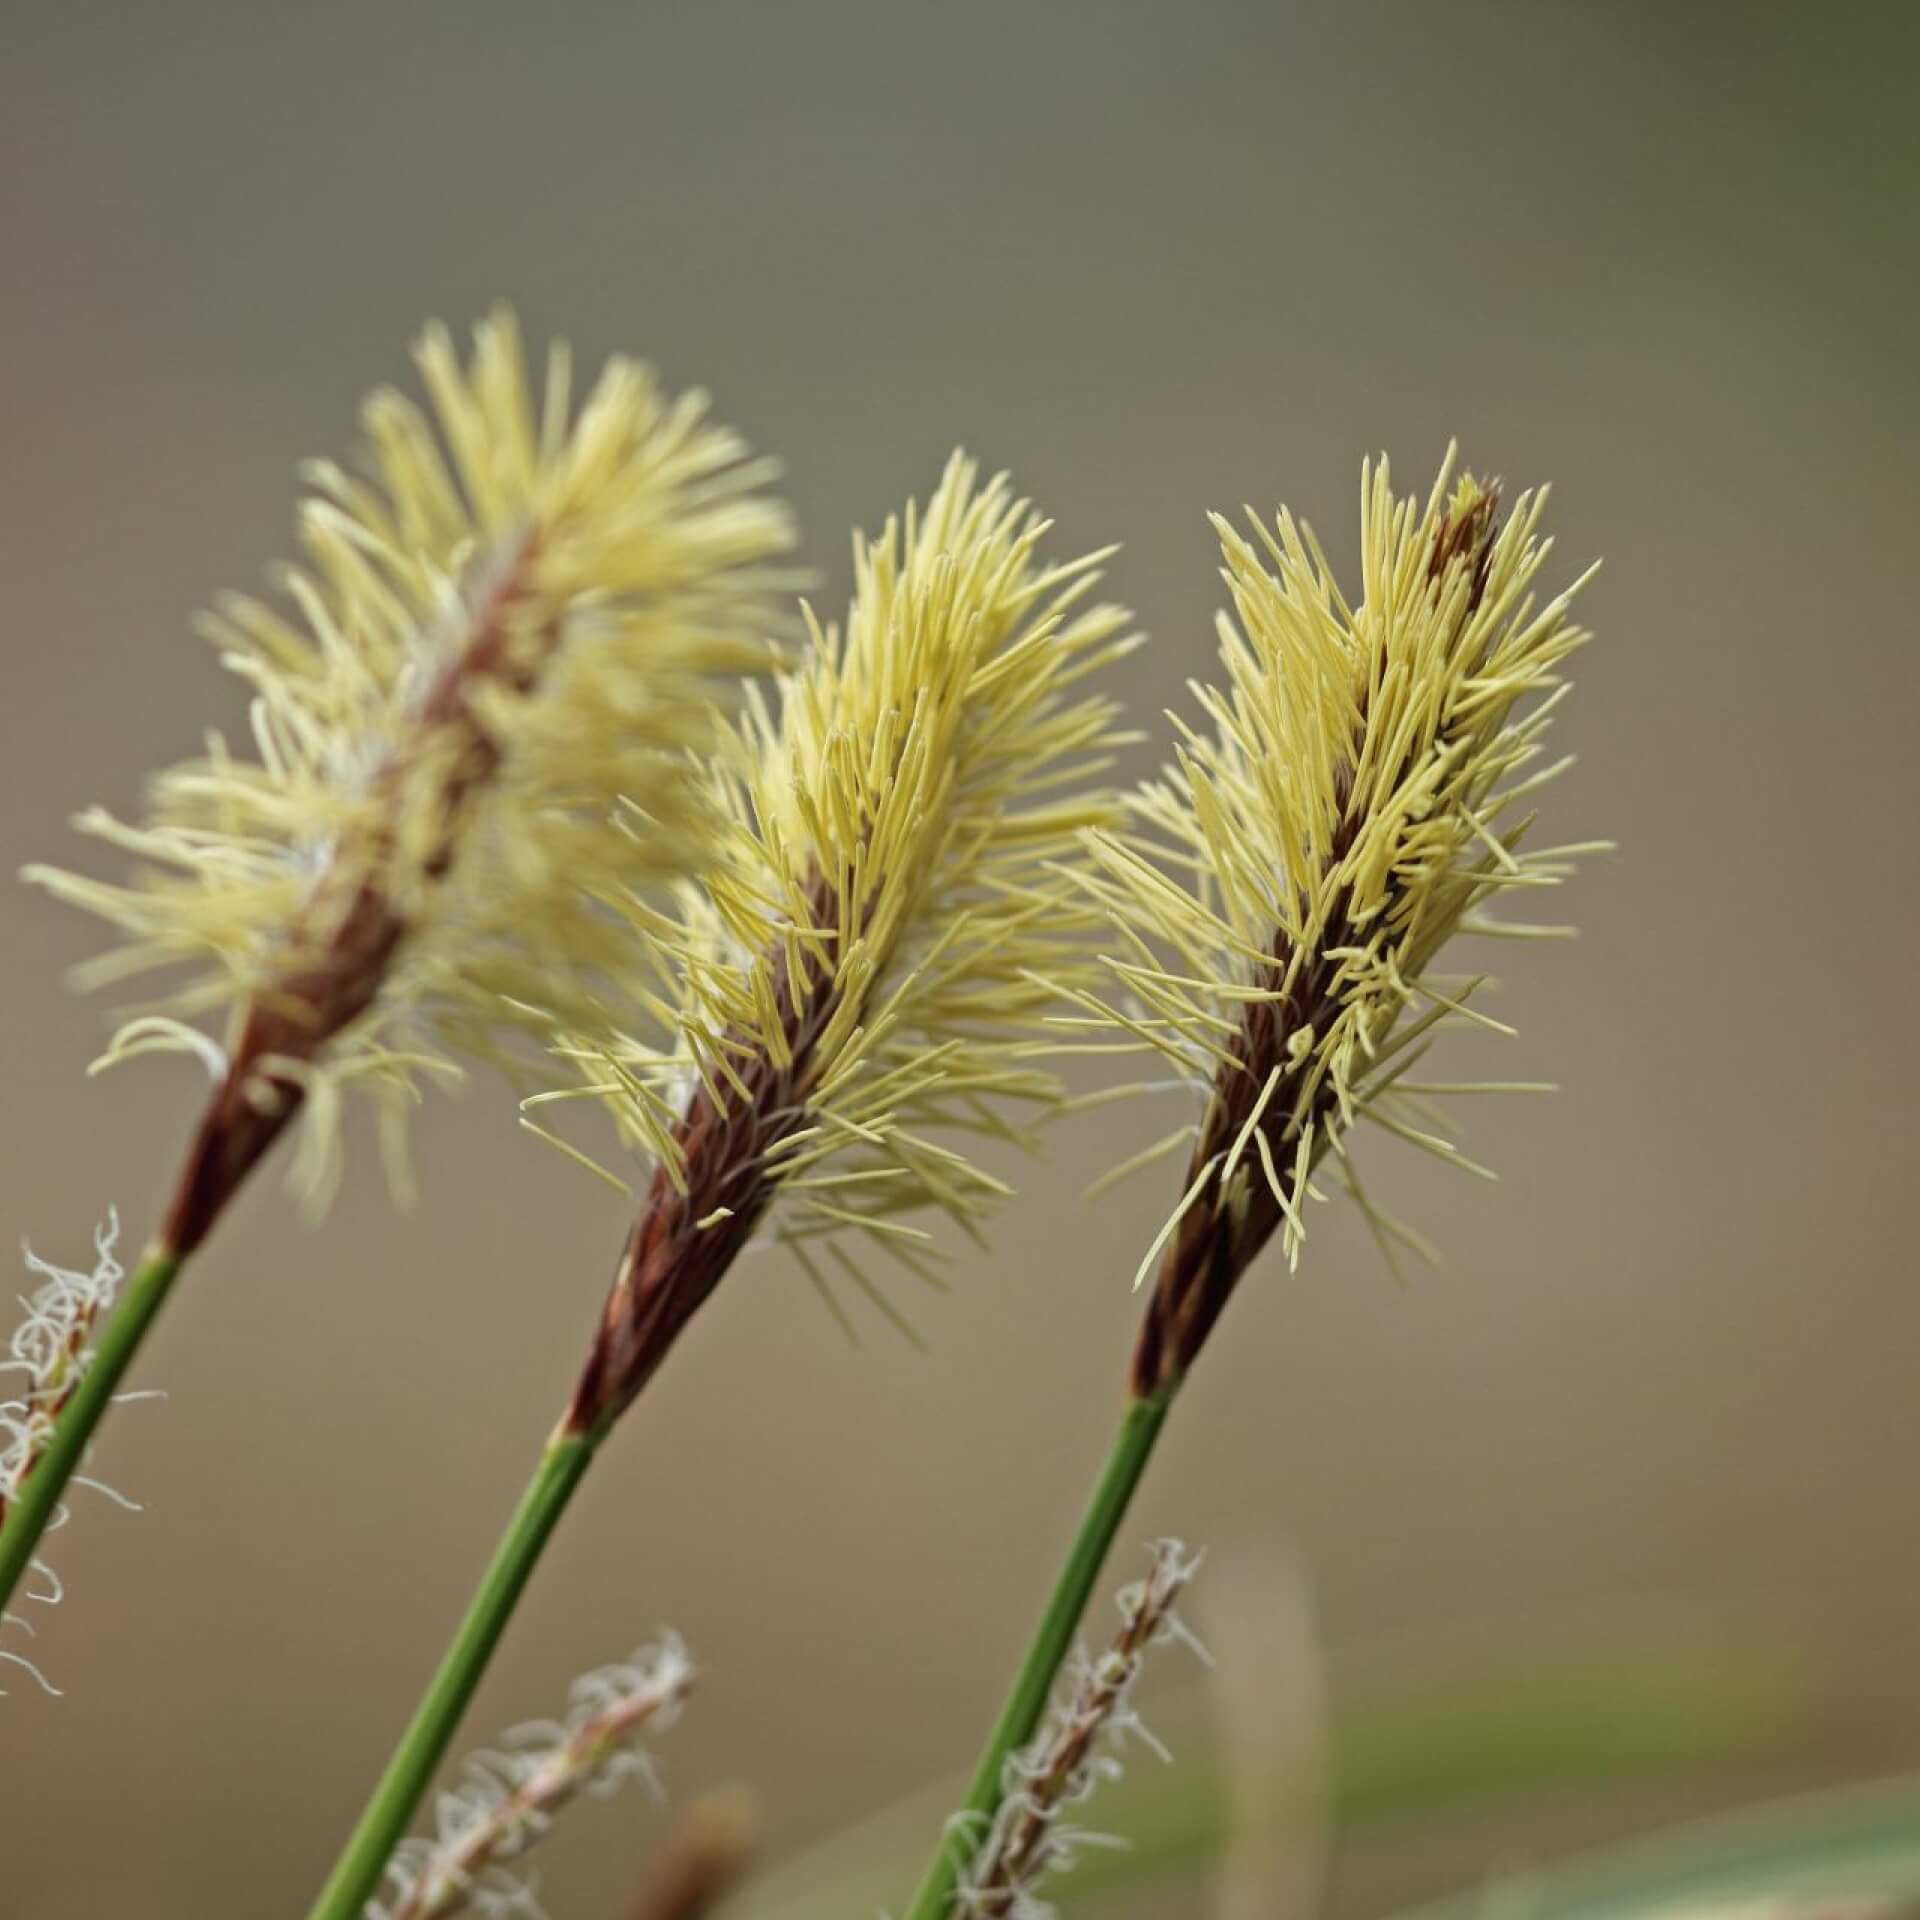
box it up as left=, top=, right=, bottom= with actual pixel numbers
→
left=0, top=1210, right=134, bottom=1695
left=370, top=1635, right=694, bottom=1920
left=956, top=1541, right=1206, bottom=1920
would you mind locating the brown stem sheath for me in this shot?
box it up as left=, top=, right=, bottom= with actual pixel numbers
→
left=565, top=870, right=844, bottom=1434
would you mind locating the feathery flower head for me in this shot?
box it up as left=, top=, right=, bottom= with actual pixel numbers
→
left=546, top=453, right=1139, bottom=1425
left=1056, top=448, right=1600, bottom=1393
left=27, top=312, right=794, bottom=1251
left=957, top=1539, right=1205, bottom=1920
left=371, top=1633, right=694, bottom=1920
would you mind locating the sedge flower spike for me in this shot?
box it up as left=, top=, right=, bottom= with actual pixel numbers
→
left=26, top=311, right=794, bottom=1254
left=546, top=453, right=1140, bottom=1428
left=1058, top=448, right=1600, bottom=1393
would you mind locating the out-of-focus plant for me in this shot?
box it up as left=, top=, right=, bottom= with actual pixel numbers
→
left=1392, top=1773, right=1920, bottom=1920
left=626, top=1792, right=759, bottom=1920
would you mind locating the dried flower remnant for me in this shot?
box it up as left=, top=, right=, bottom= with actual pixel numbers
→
left=0, top=1211, right=140, bottom=1692
left=370, top=1635, right=695, bottom=1920
left=543, top=453, right=1140, bottom=1429
left=957, top=1541, right=1205, bottom=1920
left=1056, top=450, right=1600, bottom=1392
left=27, top=311, right=794, bottom=1252
left=0, top=1213, right=127, bottom=1536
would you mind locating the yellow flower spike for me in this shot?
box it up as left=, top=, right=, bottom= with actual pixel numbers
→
left=1055, top=446, right=1600, bottom=1394
left=547, top=453, right=1139, bottom=1425
left=26, top=310, right=795, bottom=1253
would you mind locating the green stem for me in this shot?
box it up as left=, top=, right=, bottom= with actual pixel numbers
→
left=902, top=1388, right=1174, bottom=1920
left=304, top=1429, right=600, bottom=1920
left=0, top=1243, right=184, bottom=1614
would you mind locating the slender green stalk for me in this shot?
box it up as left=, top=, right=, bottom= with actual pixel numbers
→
left=0, top=1243, right=184, bottom=1613
left=304, top=1429, right=600, bottom=1920
left=902, top=1387, right=1173, bottom=1920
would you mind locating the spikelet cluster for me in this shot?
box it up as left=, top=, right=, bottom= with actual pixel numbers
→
left=0, top=1210, right=132, bottom=1693
left=956, top=1540, right=1204, bottom=1920
left=1055, top=449, right=1599, bottom=1390
left=371, top=1634, right=694, bottom=1920
left=27, top=312, right=793, bottom=1239
left=547, top=454, right=1137, bottom=1406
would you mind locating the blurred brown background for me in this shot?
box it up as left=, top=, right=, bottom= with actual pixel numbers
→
left=4, top=4, right=1918, bottom=1917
